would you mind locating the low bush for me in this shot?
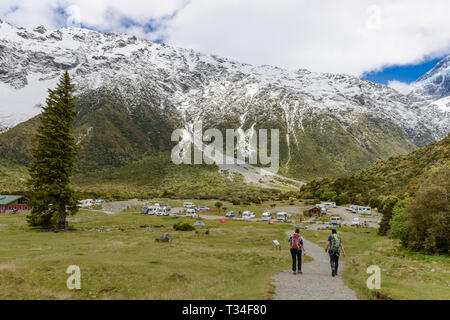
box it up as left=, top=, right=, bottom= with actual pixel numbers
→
left=173, top=222, right=195, bottom=231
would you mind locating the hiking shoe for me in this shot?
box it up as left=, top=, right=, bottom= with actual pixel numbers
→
left=298, top=270, right=303, bottom=274
left=293, top=271, right=297, bottom=275
left=332, top=270, right=335, bottom=277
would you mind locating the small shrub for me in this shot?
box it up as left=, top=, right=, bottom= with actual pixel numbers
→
left=231, top=198, right=241, bottom=205
left=173, top=222, right=195, bottom=231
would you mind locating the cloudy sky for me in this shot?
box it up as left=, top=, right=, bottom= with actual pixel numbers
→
left=1, top=0, right=450, bottom=93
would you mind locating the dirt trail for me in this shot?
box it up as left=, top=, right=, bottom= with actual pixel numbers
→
left=272, top=237, right=358, bottom=300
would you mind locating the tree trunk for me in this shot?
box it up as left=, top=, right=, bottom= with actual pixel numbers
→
left=58, top=203, right=67, bottom=230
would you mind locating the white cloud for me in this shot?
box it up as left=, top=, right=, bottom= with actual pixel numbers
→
left=387, top=80, right=413, bottom=95
left=66, top=4, right=81, bottom=26
left=1, top=0, right=450, bottom=76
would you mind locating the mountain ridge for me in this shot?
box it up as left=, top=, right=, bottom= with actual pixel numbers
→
left=0, top=21, right=448, bottom=181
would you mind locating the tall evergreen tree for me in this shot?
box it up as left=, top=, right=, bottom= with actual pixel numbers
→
left=27, top=71, right=79, bottom=229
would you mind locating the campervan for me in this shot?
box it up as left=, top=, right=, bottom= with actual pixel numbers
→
left=78, top=199, right=94, bottom=208
left=186, top=208, right=198, bottom=218
left=357, top=206, right=372, bottom=215
left=261, top=212, right=272, bottom=221
left=330, top=216, right=341, bottom=227
left=242, top=211, right=255, bottom=220
left=156, top=207, right=170, bottom=216
left=146, top=206, right=158, bottom=215
left=277, top=212, right=290, bottom=222
left=322, top=202, right=336, bottom=208
left=351, top=217, right=361, bottom=226
left=183, top=202, right=195, bottom=209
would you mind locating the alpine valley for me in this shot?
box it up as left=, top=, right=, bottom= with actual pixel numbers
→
left=0, top=20, right=449, bottom=197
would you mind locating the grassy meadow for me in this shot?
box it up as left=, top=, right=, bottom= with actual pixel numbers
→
left=0, top=208, right=307, bottom=300
left=0, top=202, right=448, bottom=300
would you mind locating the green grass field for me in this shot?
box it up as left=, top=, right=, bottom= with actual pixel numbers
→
left=0, top=209, right=305, bottom=300
left=0, top=205, right=448, bottom=300
left=302, top=227, right=450, bottom=300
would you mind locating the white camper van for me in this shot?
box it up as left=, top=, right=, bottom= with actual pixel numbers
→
left=147, top=206, right=158, bottom=215
left=357, top=206, right=372, bottom=215
left=322, top=202, right=336, bottom=208
left=261, top=212, right=272, bottom=221
left=330, top=216, right=341, bottom=227
left=242, top=211, right=255, bottom=220
left=277, top=212, right=290, bottom=222
left=156, top=207, right=170, bottom=216
left=78, top=199, right=94, bottom=208
left=183, top=202, right=195, bottom=209
left=185, top=208, right=198, bottom=218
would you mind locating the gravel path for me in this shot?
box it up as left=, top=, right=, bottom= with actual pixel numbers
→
left=272, top=237, right=358, bottom=300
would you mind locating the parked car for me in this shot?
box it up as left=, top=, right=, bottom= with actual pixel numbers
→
left=315, top=204, right=327, bottom=214
left=156, top=207, right=170, bottom=216
left=357, top=206, right=372, bottom=215
left=186, top=208, right=198, bottom=218
left=321, top=202, right=336, bottom=208
left=351, top=217, right=361, bottom=226
left=78, top=199, right=94, bottom=208
left=261, top=212, right=272, bottom=221
left=198, top=206, right=210, bottom=212
left=183, top=202, right=196, bottom=209
left=242, top=211, right=255, bottom=220
left=225, top=210, right=235, bottom=217
left=147, top=206, right=158, bottom=215
left=330, top=216, right=341, bottom=227
left=141, top=206, right=149, bottom=214
left=277, top=212, right=290, bottom=222
left=94, top=199, right=104, bottom=205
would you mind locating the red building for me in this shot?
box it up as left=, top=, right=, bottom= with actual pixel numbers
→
left=0, top=195, right=31, bottom=213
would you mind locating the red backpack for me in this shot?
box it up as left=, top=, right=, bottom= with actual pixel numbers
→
left=290, top=233, right=301, bottom=249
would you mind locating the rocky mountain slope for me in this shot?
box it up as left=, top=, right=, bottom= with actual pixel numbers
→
left=407, top=54, right=450, bottom=146
left=0, top=21, right=448, bottom=180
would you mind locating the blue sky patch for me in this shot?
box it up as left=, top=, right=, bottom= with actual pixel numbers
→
left=362, top=57, right=445, bottom=85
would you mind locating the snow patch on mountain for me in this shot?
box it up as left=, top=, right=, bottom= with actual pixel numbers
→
left=430, top=96, right=450, bottom=113
left=0, top=74, right=58, bottom=129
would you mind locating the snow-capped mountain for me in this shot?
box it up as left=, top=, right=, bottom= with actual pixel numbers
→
left=0, top=20, right=448, bottom=179
left=406, top=54, right=450, bottom=143
left=409, top=55, right=450, bottom=103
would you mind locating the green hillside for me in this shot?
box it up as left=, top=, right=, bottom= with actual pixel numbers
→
left=0, top=157, right=29, bottom=194
left=299, top=133, right=450, bottom=205
left=0, top=152, right=281, bottom=202
left=72, top=152, right=281, bottom=201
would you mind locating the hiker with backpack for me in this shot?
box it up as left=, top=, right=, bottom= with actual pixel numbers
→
left=324, top=229, right=346, bottom=277
left=289, top=228, right=307, bottom=274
